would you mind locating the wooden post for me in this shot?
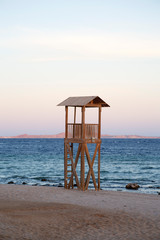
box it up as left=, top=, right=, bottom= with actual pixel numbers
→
left=64, top=142, right=67, bottom=189
left=98, top=144, right=101, bottom=190
left=81, top=106, right=85, bottom=190
left=65, top=106, right=68, bottom=139
left=64, top=106, right=68, bottom=189
left=71, top=143, right=73, bottom=188
left=74, top=106, right=76, bottom=123
left=98, top=106, right=101, bottom=139
left=70, top=107, right=76, bottom=188
left=98, top=106, right=101, bottom=190
left=73, top=106, right=76, bottom=138
left=82, top=106, right=85, bottom=139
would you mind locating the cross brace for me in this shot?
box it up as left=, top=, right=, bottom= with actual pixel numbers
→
left=64, top=142, right=100, bottom=190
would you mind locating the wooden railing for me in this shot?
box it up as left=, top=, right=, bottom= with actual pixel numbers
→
left=67, top=124, right=99, bottom=139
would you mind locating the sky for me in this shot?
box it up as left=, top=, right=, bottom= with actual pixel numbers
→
left=0, top=0, right=160, bottom=136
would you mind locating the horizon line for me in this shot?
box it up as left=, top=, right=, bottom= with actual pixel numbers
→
left=0, top=133, right=159, bottom=139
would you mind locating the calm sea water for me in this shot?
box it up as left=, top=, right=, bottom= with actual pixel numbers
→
left=0, top=138, right=160, bottom=194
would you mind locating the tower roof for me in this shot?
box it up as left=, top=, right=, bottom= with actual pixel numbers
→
left=57, top=96, right=110, bottom=107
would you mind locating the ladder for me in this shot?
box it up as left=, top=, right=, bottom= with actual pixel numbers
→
left=64, top=142, right=81, bottom=190
left=65, top=143, right=73, bottom=188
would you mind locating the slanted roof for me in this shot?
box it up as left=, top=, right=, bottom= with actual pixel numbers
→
left=57, top=96, right=110, bottom=107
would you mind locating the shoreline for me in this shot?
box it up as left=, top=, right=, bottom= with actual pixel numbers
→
left=0, top=184, right=160, bottom=240
left=2, top=182, right=160, bottom=195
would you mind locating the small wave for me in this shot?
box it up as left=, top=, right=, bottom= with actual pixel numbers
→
left=8, top=175, right=27, bottom=179
left=141, top=166, right=155, bottom=170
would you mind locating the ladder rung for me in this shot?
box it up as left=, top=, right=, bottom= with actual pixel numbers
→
left=67, top=170, right=72, bottom=173
left=67, top=164, right=72, bottom=166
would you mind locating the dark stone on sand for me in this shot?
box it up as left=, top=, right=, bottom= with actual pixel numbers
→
left=8, top=181, right=14, bottom=184
left=156, top=187, right=160, bottom=189
left=58, top=183, right=63, bottom=187
left=22, top=182, right=27, bottom=185
left=158, top=192, right=160, bottom=195
left=41, top=178, right=47, bottom=181
left=32, top=183, right=38, bottom=186
left=126, top=183, right=140, bottom=190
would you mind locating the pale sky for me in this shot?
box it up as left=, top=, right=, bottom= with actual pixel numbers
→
left=0, top=0, right=160, bottom=136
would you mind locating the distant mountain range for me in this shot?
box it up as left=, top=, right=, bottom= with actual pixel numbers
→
left=0, top=133, right=159, bottom=139
left=0, top=133, right=65, bottom=139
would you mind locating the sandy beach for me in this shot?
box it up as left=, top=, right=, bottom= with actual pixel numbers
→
left=0, top=184, right=160, bottom=240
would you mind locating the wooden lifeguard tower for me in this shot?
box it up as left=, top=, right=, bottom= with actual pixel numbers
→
left=58, top=96, right=110, bottom=191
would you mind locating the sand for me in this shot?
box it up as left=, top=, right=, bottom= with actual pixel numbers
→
left=0, top=185, right=160, bottom=240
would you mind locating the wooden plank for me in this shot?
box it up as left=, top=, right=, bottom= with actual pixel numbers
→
left=67, top=123, right=81, bottom=126
left=64, top=138, right=101, bottom=144
left=68, top=144, right=81, bottom=189
left=64, top=138, right=84, bottom=143
left=66, top=177, right=70, bottom=179
left=85, top=144, right=98, bottom=190
left=66, top=143, right=80, bottom=189
left=85, top=104, right=103, bottom=107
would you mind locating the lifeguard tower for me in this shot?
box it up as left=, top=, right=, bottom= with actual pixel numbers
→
left=58, top=96, right=110, bottom=190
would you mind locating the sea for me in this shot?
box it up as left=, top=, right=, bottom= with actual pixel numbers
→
left=0, top=138, right=160, bottom=194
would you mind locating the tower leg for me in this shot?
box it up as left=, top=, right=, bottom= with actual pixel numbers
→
left=64, top=142, right=67, bottom=189
left=71, top=143, right=73, bottom=189
left=98, top=143, right=101, bottom=190
left=81, top=143, right=85, bottom=191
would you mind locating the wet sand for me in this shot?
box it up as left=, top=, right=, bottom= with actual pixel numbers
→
left=0, top=184, right=160, bottom=240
